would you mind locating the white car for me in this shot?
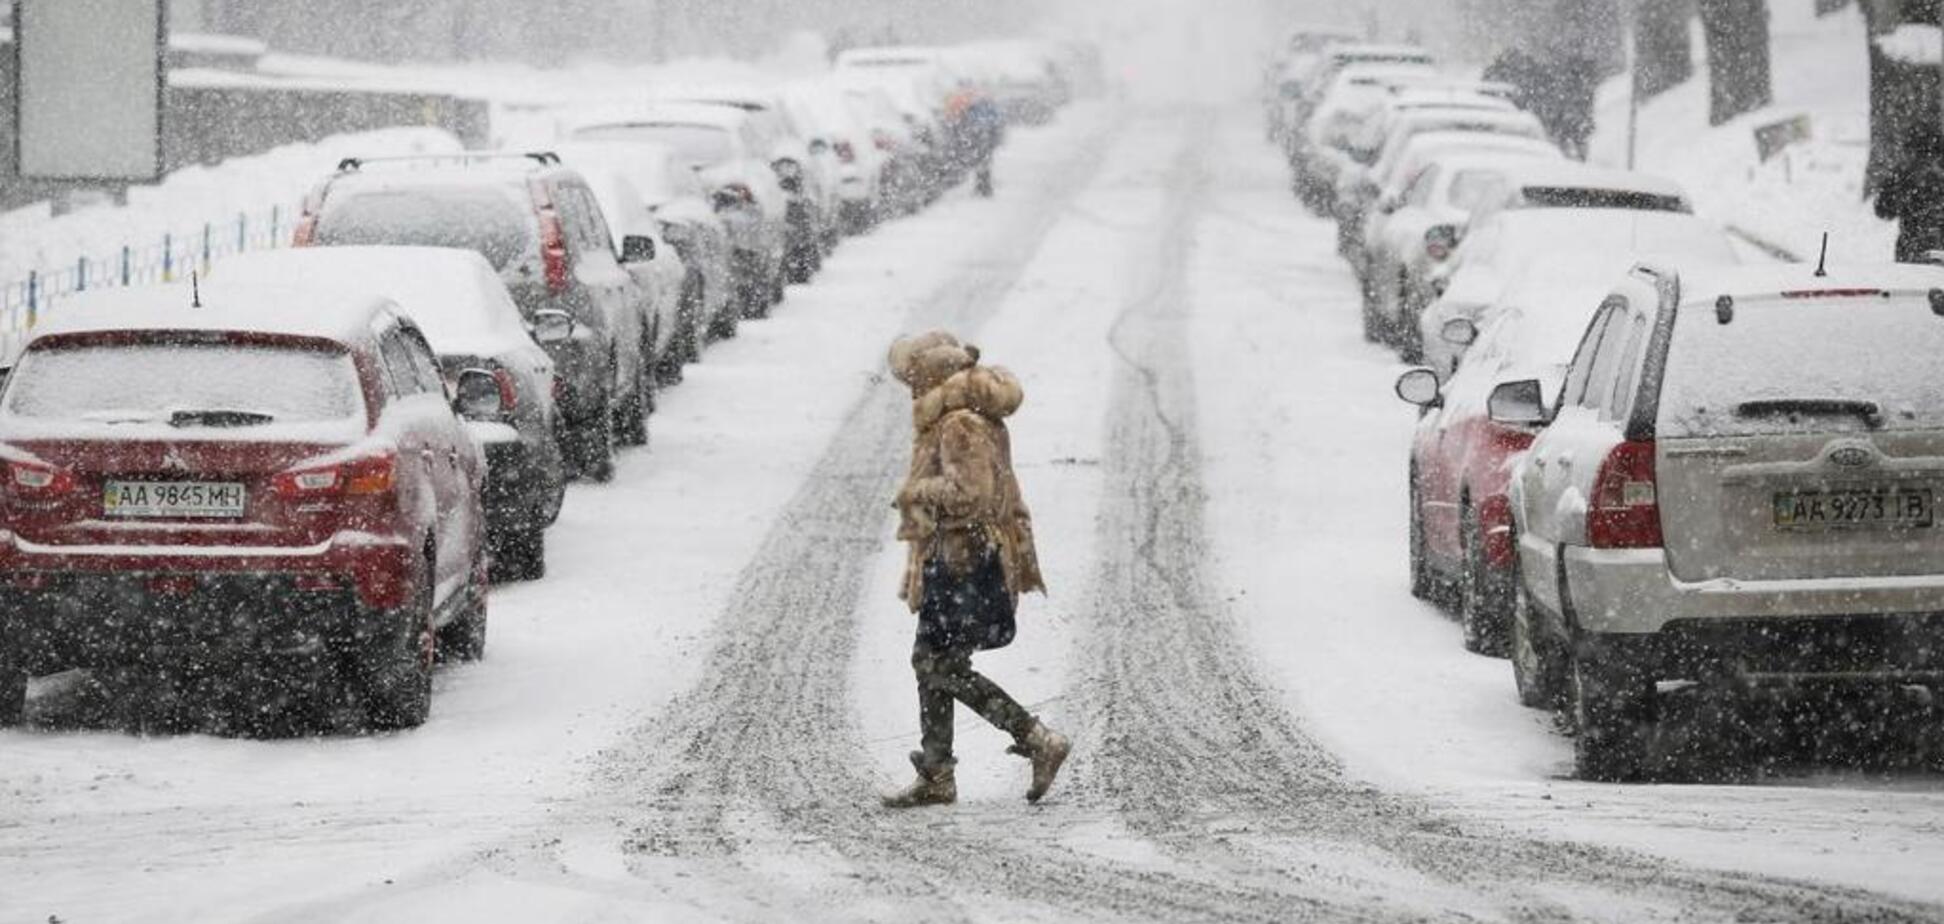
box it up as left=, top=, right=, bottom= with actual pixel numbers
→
left=1417, top=208, right=1742, bottom=376
left=1359, top=151, right=1561, bottom=348
left=782, top=79, right=888, bottom=232
left=568, top=104, right=788, bottom=318
left=1504, top=262, right=1944, bottom=781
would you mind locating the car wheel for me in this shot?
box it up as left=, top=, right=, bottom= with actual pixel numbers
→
left=438, top=562, right=490, bottom=661
left=785, top=242, right=817, bottom=285
left=0, top=628, right=26, bottom=728
left=490, top=525, right=547, bottom=583
left=360, top=561, right=435, bottom=731
left=1509, top=571, right=1567, bottom=710
left=1570, top=643, right=1654, bottom=782
left=580, top=418, right=616, bottom=483
left=1460, top=507, right=1511, bottom=658
left=1408, top=473, right=1434, bottom=602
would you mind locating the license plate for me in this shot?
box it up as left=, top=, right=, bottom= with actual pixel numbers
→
left=1773, top=487, right=1934, bottom=531
left=103, top=481, right=247, bottom=518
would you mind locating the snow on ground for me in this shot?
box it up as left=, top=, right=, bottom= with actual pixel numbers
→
left=0, top=110, right=1109, bottom=924
left=1195, top=104, right=1944, bottom=904
left=1587, top=0, right=1887, bottom=261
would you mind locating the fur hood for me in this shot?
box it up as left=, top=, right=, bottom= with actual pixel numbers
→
left=914, top=365, right=1024, bottom=431
left=889, top=331, right=979, bottom=394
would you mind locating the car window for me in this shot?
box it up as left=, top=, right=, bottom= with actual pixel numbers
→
left=1579, top=304, right=1635, bottom=412
left=1402, top=165, right=1440, bottom=207
left=1447, top=169, right=1503, bottom=212
left=1658, top=292, right=1944, bottom=436
left=1560, top=302, right=1619, bottom=409
left=1601, top=315, right=1649, bottom=421
left=4, top=341, right=363, bottom=424
left=577, top=186, right=619, bottom=257
left=314, top=184, right=536, bottom=271
left=401, top=326, right=446, bottom=396
left=378, top=327, right=427, bottom=398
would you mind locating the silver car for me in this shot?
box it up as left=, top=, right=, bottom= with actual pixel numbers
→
left=1503, top=262, right=1944, bottom=781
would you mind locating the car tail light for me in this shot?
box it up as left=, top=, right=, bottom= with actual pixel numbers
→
left=874, top=131, right=896, bottom=151
left=492, top=367, right=520, bottom=413
left=1587, top=440, right=1662, bottom=549
left=8, top=460, right=76, bottom=499
left=834, top=140, right=856, bottom=163
left=291, top=212, right=319, bottom=247
left=273, top=451, right=397, bottom=500
left=539, top=210, right=571, bottom=295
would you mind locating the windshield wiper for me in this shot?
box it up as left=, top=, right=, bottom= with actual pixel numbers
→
left=168, top=409, right=276, bottom=428
left=1735, top=398, right=1883, bottom=428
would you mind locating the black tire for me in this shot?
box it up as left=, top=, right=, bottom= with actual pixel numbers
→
left=0, top=637, right=26, bottom=728
left=1459, top=507, right=1512, bottom=658
left=785, top=243, right=817, bottom=285
left=1510, top=573, right=1567, bottom=710
left=1408, top=473, right=1434, bottom=602
left=438, top=570, right=490, bottom=662
left=1361, top=296, right=1388, bottom=345
left=490, top=526, right=547, bottom=583
left=570, top=413, right=615, bottom=484
left=1571, top=644, right=1655, bottom=782
left=360, top=563, right=435, bottom=731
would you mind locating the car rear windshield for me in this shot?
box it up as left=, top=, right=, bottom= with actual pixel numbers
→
left=572, top=124, right=733, bottom=167
left=1658, top=294, right=1944, bottom=437
left=314, top=185, right=535, bottom=271
left=1520, top=187, right=1686, bottom=213
left=4, top=342, right=364, bottom=426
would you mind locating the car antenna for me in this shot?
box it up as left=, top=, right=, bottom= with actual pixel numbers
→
left=191, top=270, right=202, bottom=308
left=1813, top=231, right=1830, bottom=278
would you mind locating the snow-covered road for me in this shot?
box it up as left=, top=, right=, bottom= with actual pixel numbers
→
left=4, top=104, right=1943, bottom=923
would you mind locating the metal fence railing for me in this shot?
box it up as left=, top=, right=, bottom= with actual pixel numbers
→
left=0, top=204, right=298, bottom=356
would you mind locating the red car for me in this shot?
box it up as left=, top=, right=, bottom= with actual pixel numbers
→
left=0, top=287, right=498, bottom=732
left=1395, top=306, right=1576, bottom=656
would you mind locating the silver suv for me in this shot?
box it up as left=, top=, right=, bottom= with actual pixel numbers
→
left=1501, top=262, right=1944, bottom=781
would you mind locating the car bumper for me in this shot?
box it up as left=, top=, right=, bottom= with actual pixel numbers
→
left=1564, top=546, right=1944, bottom=678
left=0, top=530, right=421, bottom=671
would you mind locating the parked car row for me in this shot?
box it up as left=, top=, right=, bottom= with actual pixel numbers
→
left=1272, top=29, right=1944, bottom=782
left=0, top=44, right=1080, bottom=737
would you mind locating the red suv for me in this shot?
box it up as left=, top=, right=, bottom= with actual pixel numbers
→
left=0, top=288, right=494, bottom=732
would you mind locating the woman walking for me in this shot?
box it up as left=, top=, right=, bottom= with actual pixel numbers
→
left=883, top=331, right=1070, bottom=808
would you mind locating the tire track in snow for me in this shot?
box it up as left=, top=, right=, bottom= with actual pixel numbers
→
left=1068, top=104, right=1944, bottom=922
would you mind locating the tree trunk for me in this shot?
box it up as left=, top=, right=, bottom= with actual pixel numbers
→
left=1635, top=0, right=1696, bottom=99
left=1698, top=0, right=1774, bottom=124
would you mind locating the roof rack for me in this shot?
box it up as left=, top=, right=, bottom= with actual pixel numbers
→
left=335, top=151, right=561, bottom=173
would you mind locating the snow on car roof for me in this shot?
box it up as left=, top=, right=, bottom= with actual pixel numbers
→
left=202, top=247, right=531, bottom=359
left=1495, top=161, right=1687, bottom=200
left=1398, top=131, right=1560, bottom=165
left=27, top=283, right=396, bottom=350
left=1329, top=43, right=1435, bottom=62
left=1492, top=209, right=1739, bottom=265
left=1392, top=107, right=1541, bottom=134
left=570, top=102, right=749, bottom=133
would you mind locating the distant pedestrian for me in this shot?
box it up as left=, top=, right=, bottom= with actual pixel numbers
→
left=947, top=90, right=1006, bottom=197
left=882, top=331, right=1069, bottom=808
left=1875, top=122, right=1944, bottom=263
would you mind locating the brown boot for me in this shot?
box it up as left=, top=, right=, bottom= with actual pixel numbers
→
left=1009, top=719, right=1071, bottom=803
left=882, top=752, right=957, bottom=808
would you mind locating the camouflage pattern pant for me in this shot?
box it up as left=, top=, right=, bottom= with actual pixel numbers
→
left=912, top=641, right=1034, bottom=770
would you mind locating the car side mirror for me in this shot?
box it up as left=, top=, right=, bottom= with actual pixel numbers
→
left=1441, top=318, right=1479, bottom=347
left=453, top=368, right=504, bottom=419
left=620, top=234, right=656, bottom=263
left=1395, top=367, right=1442, bottom=408
left=531, top=309, right=575, bottom=345
left=1488, top=378, right=1551, bottom=427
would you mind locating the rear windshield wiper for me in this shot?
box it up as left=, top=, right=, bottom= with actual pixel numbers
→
left=1734, top=398, right=1883, bottom=428
left=168, top=409, right=276, bottom=428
